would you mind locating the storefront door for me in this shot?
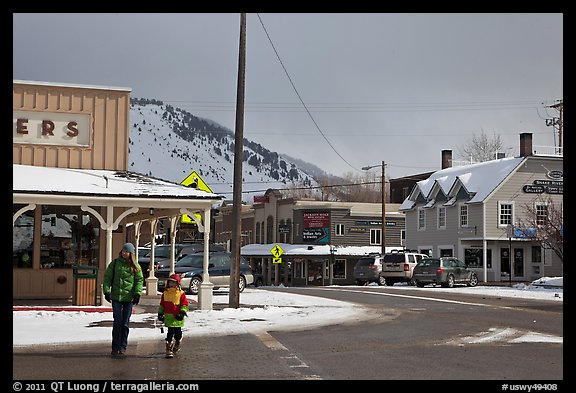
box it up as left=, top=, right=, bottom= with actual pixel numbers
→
left=307, top=260, right=324, bottom=286
left=513, top=248, right=524, bottom=279
left=500, top=248, right=511, bottom=280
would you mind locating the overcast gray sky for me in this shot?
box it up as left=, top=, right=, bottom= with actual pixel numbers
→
left=13, top=13, right=563, bottom=179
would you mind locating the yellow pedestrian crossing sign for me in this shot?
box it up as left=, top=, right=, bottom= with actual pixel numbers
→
left=270, top=244, right=284, bottom=258
left=180, top=171, right=213, bottom=224
left=180, top=171, right=213, bottom=193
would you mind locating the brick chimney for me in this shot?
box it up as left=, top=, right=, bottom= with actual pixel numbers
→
left=519, top=133, right=533, bottom=157
left=441, top=149, right=452, bottom=169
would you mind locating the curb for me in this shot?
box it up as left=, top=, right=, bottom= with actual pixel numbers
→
left=13, top=306, right=113, bottom=312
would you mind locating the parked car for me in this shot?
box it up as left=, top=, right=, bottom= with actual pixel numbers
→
left=137, top=243, right=187, bottom=274
left=353, top=253, right=386, bottom=286
left=155, top=251, right=254, bottom=295
left=380, top=250, right=428, bottom=285
left=137, top=246, right=151, bottom=256
left=412, top=257, right=479, bottom=288
left=177, top=243, right=226, bottom=260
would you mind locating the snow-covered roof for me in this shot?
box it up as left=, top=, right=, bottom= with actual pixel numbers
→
left=290, top=200, right=403, bottom=217
left=13, top=164, right=222, bottom=200
left=400, top=157, right=524, bottom=210
left=241, top=243, right=404, bottom=256
left=13, top=79, right=131, bottom=92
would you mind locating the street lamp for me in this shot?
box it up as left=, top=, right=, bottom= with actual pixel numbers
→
left=362, top=160, right=386, bottom=255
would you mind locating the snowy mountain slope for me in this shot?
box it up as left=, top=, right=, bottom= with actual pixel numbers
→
left=128, top=99, right=320, bottom=202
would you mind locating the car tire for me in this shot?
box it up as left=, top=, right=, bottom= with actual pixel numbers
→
left=416, top=280, right=425, bottom=288
left=254, top=276, right=264, bottom=287
left=189, top=276, right=202, bottom=295
left=378, top=275, right=386, bottom=286
left=443, top=274, right=455, bottom=288
left=239, top=276, right=247, bottom=293
left=467, top=273, right=479, bottom=287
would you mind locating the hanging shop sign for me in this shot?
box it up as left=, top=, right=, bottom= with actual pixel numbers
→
left=523, top=180, right=563, bottom=194
left=302, top=211, right=330, bottom=243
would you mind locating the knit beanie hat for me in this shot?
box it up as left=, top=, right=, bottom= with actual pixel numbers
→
left=122, top=243, right=135, bottom=254
left=167, top=273, right=181, bottom=284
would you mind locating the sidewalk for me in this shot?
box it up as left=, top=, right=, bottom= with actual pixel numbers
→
left=12, top=294, right=163, bottom=313
left=11, top=293, right=250, bottom=313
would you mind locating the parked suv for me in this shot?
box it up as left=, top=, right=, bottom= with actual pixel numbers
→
left=353, top=254, right=386, bottom=286
left=412, top=257, right=479, bottom=288
left=381, top=250, right=428, bottom=286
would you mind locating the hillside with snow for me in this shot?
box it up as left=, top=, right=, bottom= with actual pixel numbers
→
left=128, top=98, right=322, bottom=203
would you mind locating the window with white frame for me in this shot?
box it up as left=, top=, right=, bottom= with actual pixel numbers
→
left=498, top=201, right=514, bottom=227
left=401, top=230, right=406, bottom=246
left=279, top=219, right=287, bottom=243
left=437, top=206, right=446, bottom=229
left=535, top=202, right=548, bottom=226
left=333, top=258, right=346, bottom=279
left=418, top=208, right=426, bottom=231
left=459, top=204, right=468, bottom=227
left=370, top=228, right=381, bottom=246
left=335, top=223, right=345, bottom=236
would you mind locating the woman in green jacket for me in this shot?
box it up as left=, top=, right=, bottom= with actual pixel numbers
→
left=103, top=243, right=144, bottom=356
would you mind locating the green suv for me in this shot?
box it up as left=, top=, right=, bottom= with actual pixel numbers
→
left=412, top=257, right=479, bottom=288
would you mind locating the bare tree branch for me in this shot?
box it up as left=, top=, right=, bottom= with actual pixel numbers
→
left=456, top=129, right=506, bottom=162
left=516, top=195, right=563, bottom=262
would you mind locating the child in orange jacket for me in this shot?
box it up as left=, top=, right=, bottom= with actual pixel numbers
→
left=158, top=274, right=189, bottom=358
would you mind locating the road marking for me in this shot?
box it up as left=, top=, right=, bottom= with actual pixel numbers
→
left=256, top=331, right=288, bottom=350
left=255, top=331, right=322, bottom=380
left=310, top=287, right=509, bottom=309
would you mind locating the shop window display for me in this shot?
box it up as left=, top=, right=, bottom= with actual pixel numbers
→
left=40, top=206, right=99, bottom=268
left=13, top=204, right=34, bottom=268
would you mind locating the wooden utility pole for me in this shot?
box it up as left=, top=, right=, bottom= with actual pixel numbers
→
left=547, top=100, right=563, bottom=155
left=229, top=12, right=246, bottom=308
left=381, top=160, right=386, bottom=255
left=554, top=101, right=563, bottom=154
left=362, top=161, right=386, bottom=255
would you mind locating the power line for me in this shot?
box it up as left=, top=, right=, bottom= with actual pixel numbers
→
left=217, top=179, right=382, bottom=195
left=162, top=101, right=550, bottom=113
left=256, top=13, right=360, bottom=172
left=162, top=99, right=552, bottom=109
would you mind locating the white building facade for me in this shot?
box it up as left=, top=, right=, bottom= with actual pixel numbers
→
left=400, top=133, right=563, bottom=283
